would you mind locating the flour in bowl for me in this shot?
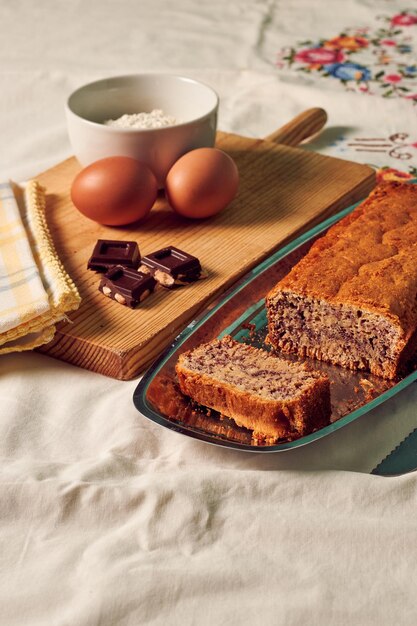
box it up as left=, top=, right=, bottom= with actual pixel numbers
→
left=104, top=109, right=178, bottom=129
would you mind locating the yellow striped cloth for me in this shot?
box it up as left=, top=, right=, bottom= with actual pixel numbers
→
left=0, top=180, right=81, bottom=354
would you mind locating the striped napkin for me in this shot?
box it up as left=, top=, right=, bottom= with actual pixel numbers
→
left=0, top=180, right=80, bottom=354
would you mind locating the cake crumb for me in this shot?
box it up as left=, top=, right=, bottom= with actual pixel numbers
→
left=242, top=322, right=256, bottom=338
left=359, top=378, right=376, bottom=400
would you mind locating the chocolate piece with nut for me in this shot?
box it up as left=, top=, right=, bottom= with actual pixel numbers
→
left=88, top=239, right=140, bottom=272
left=139, top=245, right=204, bottom=288
left=99, top=265, right=156, bottom=308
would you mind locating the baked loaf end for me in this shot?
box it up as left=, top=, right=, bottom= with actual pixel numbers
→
left=266, top=182, right=417, bottom=379
left=175, top=335, right=331, bottom=442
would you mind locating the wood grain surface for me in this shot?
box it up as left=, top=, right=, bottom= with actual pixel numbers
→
left=36, top=129, right=375, bottom=379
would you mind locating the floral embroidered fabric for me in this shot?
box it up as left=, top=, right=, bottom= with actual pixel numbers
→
left=277, top=10, right=417, bottom=102
left=275, top=8, right=417, bottom=183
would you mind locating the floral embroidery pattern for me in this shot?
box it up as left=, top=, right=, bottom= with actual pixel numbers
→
left=276, top=10, right=417, bottom=102
left=347, top=133, right=417, bottom=160
left=376, top=165, right=417, bottom=182
left=321, top=132, right=417, bottom=184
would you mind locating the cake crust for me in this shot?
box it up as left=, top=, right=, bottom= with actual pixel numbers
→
left=176, top=336, right=331, bottom=442
left=267, top=182, right=417, bottom=379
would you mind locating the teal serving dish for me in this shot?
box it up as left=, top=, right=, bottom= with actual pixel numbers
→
left=133, top=199, right=417, bottom=452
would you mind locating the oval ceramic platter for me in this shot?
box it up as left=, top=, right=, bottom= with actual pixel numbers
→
left=133, top=198, right=417, bottom=453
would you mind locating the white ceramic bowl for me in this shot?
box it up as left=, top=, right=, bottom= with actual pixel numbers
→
left=66, top=74, right=219, bottom=186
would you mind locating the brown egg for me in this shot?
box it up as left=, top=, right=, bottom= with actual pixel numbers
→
left=165, top=148, right=239, bottom=219
left=71, top=156, right=158, bottom=226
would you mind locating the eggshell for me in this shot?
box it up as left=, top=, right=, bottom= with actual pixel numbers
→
left=165, top=148, right=239, bottom=219
left=71, top=156, right=158, bottom=226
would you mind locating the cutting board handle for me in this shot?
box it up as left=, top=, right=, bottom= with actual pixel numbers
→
left=265, top=108, right=327, bottom=147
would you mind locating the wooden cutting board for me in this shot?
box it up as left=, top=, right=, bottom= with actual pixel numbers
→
left=36, top=109, right=375, bottom=380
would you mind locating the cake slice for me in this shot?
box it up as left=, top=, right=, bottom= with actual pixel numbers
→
left=266, top=182, right=417, bottom=380
left=175, top=335, right=331, bottom=442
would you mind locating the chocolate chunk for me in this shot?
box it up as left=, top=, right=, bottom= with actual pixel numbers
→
left=99, top=265, right=156, bottom=308
left=88, top=239, right=140, bottom=272
left=140, top=246, right=203, bottom=288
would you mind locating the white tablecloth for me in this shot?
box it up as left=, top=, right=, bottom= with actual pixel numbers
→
left=1, top=1, right=417, bottom=624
